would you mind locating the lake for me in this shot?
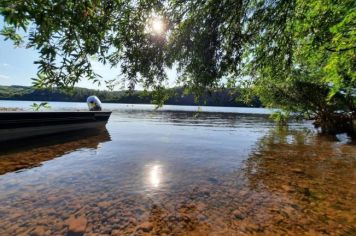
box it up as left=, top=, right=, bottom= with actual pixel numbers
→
left=0, top=101, right=355, bottom=235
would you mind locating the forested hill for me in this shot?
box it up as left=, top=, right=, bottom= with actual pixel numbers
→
left=0, top=85, right=261, bottom=107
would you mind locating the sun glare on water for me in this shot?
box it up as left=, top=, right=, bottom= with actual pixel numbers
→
left=148, top=164, right=162, bottom=188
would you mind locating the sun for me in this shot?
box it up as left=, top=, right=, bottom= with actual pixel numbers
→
left=151, top=18, right=164, bottom=34
left=146, top=14, right=165, bottom=35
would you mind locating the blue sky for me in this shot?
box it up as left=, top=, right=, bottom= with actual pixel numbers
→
left=0, top=35, right=38, bottom=87
left=0, top=20, right=177, bottom=90
left=0, top=34, right=120, bottom=89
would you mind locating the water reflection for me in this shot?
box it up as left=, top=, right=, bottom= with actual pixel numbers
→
left=111, top=110, right=272, bottom=129
left=242, top=126, right=356, bottom=235
left=0, top=128, right=111, bottom=175
left=148, top=164, right=162, bottom=188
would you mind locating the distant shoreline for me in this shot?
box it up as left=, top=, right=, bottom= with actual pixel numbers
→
left=0, top=98, right=261, bottom=108
left=0, top=100, right=273, bottom=117
left=0, top=107, right=23, bottom=111
left=0, top=85, right=262, bottom=108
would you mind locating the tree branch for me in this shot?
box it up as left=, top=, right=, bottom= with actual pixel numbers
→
left=325, top=46, right=356, bottom=52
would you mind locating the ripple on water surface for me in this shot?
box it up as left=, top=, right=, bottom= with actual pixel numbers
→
left=0, top=110, right=355, bottom=235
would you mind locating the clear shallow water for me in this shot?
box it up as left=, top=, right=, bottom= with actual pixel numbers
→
left=0, top=102, right=355, bottom=235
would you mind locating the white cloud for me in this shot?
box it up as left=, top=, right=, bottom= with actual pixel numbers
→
left=1, top=63, right=10, bottom=67
left=0, top=74, right=10, bottom=80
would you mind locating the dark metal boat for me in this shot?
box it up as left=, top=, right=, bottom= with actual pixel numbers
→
left=0, top=111, right=111, bottom=142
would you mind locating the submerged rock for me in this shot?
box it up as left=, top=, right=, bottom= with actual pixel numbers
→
left=281, top=184, right=294, bottom=192
left=291, top=168, right=304, bottom=174
left=29, top=226, right=48, bottom=236
left=66, top=214, right=87, bottom=236
left=136, top=222, right=153, bottom=233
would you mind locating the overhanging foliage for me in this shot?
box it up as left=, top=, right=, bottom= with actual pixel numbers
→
left=1, top=0, right=355, bottom=133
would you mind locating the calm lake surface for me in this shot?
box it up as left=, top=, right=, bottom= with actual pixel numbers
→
left=0, top=101, right=355, bottom=235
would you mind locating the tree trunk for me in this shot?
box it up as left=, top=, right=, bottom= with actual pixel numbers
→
left=313, top=112, right=354, bottom=136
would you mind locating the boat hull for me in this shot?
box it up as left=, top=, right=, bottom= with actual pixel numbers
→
left=0, top=111, right=111, bottom=142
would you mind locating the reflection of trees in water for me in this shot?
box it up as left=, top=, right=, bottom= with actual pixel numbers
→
left=243, top=126, right=356, bottom=234
left=0, top=128, right=111, bottom=175
left=119, top=110, right=270, bottom=128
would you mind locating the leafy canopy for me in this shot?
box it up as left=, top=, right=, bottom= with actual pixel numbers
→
left=1, top=0, right=355, bottom=123
left=247, top=0, right=355, bottom=118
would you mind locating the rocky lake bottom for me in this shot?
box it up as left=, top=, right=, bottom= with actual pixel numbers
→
left=0, top=107, right=355, bottom=235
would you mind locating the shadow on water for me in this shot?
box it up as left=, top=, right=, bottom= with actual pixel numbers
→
left=0, top=128, right=111, bottom=175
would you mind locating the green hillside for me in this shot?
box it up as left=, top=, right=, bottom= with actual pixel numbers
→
left=0, top=85, right=262, bottom=107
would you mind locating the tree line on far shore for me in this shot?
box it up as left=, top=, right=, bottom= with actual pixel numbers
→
left=0, top=85, right=262, bottom=107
